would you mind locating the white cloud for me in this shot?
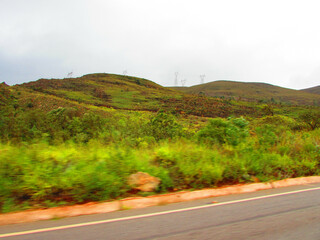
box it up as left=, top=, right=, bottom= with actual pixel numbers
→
left=1, top=0, right=320, bottom=89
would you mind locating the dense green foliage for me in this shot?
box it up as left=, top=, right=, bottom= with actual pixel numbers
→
left=299, top=110, right=320, bottom=130
left=1, top=107, right=320, bottom=213
left=197, top=117, right=249, bottom=146
left=1, top=75, right=320, bottom=213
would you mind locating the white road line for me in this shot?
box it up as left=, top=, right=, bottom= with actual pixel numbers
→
left=1, top=186, right=320, bottom=238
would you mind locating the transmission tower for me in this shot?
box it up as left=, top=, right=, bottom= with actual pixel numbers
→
left=67, top=71, right=73, bottom=78
left=123, top=70, right=128, bottom=76
left=174, top=72, right=179, bottom=86
left=200, top=74, right=206, bottom=84
left=181, top=78, right=187, bottom=87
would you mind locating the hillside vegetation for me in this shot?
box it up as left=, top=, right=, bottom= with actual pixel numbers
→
left=302, top=85, right=320, bottom=95
left=19, top=73, right=180, bottom=111
left=171, top=80, right=320, bottom=106
left=7, top=74, right=259, bottom=118
left=1, top=74, right=320, bottom=214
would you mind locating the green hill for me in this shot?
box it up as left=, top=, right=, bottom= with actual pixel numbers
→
left=171, top=80, right=320, bottom=106
left=301, top=85, right=320, bottom=95
left=3, top=74, right=318, bottom=120
left=18, top=73, right=181, bottom=111
left=6, top=73, right=257, bottom=118
left=0, top=82, right=12, bottom=106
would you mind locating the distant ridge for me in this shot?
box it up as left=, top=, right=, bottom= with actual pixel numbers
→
left=301, top=85, right=320, bottom=95
left=171, top=80, right=320, bottom=106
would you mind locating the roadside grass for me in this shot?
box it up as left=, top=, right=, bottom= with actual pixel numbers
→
left=1, top=125, right=319, bottom=213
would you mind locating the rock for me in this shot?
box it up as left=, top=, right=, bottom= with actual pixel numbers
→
left=128, top=172, right=161, bottom=192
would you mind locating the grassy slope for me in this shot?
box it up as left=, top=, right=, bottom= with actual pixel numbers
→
left=9, top=74, right=258, bottom=118
left=0, top=83, right=12, bottom=106
left=3, top=74, right=318, bottom=120
left=301, top=85, right=320, bottom=95
left=171, top=80, right=320, bottom=106
left=17, top=73, right=182, bottom=111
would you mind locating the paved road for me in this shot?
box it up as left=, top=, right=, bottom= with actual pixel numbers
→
left=1, top=183, right=320, bottom=239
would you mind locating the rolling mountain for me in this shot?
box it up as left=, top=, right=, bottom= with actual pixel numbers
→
left=2, top=74, right=319, bottom=120
left=171, top=80, right=320, bottom=106
left=17, top=73, right=182, bottom=111
left=301, top=86, right=320, bottom=95
left=5, top=73, right=252, bottom=118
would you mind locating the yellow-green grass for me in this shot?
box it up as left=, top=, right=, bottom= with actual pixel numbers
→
left=1, top=126, right=320, bottom=213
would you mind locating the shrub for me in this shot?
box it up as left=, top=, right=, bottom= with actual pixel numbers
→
left=299, top=110, right=320, bottom=130
left=145, top=111, right=183, bottom=140
left=197, top=117, right=249, bottom=146
left=255, top=124, right=278, bottom=147
left=257, top=115, right=296, bottom=127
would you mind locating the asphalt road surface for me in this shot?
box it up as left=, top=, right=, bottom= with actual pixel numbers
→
left=1, top=183, right=320, bottom=240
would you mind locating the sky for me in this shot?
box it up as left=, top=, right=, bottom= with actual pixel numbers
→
left=1, top=0, right=320, bottom=89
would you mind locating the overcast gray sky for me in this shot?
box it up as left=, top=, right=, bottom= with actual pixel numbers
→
left=1, top=0, right=320, bottom=89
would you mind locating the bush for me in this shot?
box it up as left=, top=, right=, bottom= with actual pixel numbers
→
left=299, top=110, right=320, bottom=130
left=145, top=111, right=183, bottom=140
left=255, top=124, right=278, bottom=147
left=197, top=117, right=249, bottom=146
left=253, top=115, right=299, bottom=132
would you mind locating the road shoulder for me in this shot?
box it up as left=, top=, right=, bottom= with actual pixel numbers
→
left=1, top=176, right=320, bottom=226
